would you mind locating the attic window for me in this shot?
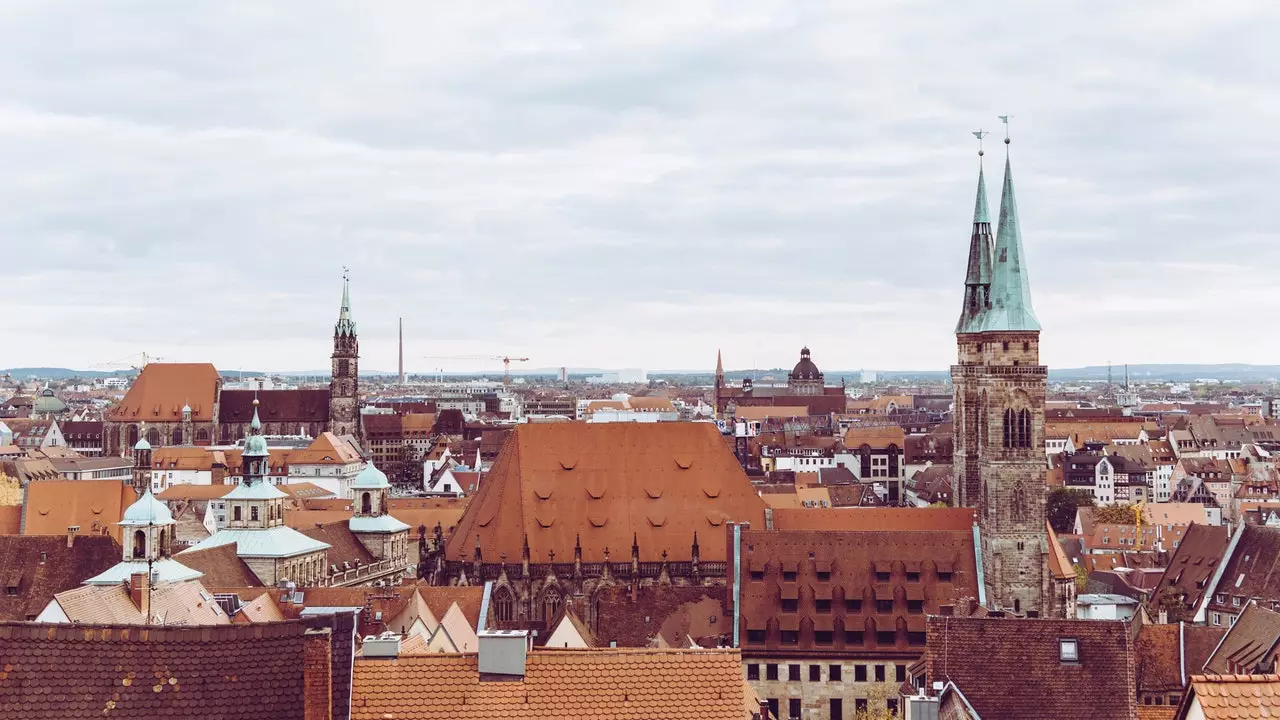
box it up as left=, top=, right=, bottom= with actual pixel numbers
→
left=1059, top=638, right=1079, bottom=663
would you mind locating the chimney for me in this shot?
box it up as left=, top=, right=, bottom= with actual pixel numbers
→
left=66, top=525, right=78, bottom=548
left=478, top=629, right=528, bottom=679
left=362, top=632, right=401, bottom=659
left=129, top=572, right=150, bottom=618
left=303, top=628, right=333, bottom=720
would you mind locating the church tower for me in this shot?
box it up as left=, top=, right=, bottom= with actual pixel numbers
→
left=952, top=125, right=1048, bottom=615
left=714, top=350, right=724, bottom=416
left=329, top=273, right=360, bottom=438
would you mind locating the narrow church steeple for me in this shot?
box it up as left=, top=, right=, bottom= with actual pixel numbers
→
left=984, top=124, right=1041, bottom=332
left=956, top=131, right=994, bottom=334
left=335, top=269, right=357, bottom=337
left=329, top=270, right=360, bottom=438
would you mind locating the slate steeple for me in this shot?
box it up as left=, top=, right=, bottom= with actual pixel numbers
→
left=335, top=272, right=357, bottom=338
left=956, top=145, right=994, bottom=334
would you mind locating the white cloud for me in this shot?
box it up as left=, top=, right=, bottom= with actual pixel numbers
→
left=1, top=0, right=1278, bottom=373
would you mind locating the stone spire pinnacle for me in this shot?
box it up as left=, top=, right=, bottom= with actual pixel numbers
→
left=715, top=350, right=724, bottom=380
left=335, top=269, right=357, bottom=337
left=956, top=133, right=995, bottom=334
left=985, top=131, right=1041, bottom=333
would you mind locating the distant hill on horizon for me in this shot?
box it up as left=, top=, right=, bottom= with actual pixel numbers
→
left=5, top=363, right=1279, bottom=383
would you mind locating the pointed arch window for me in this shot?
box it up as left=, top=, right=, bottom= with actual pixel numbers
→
left=146, top=427, right=161, bottom=446
left=1003, top=409, right=1014, bottom=448
left=127, top=425, right=139, bottom=448
left=541, top=586, right=562, bottom=621
left=1018, top=409, right=1032, bottom=448
left=494, top=585, right=515, bottom=623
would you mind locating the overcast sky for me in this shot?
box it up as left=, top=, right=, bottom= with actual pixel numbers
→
left=2, top=1, right=1278, bottom=375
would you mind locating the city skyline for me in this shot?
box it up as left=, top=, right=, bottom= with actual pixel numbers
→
left=4, top=2, right=1280, bottom=372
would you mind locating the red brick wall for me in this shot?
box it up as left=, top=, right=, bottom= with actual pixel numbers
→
left=303, top=631, right=333, bottom=720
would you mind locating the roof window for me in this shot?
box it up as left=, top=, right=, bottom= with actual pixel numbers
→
left=1059, top=638, right=1079, bottom=663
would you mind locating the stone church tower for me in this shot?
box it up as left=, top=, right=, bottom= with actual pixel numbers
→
left=329, top=275, right=360, bottom=438
left=952, top=132, right=1048, bottom=615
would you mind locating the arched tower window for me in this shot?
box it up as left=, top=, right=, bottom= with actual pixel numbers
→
left=1003, top=409, right=1014, bottom=448
left=541, top=586, right=561, bottom=621
left=494, top=586, right=515, bottom=623
left=361, top=492, right=372, bottom=515
left=133, top=530, right=146, bottom=558
left=127, top=425, right=139, bottom=448
left=158, top=528, right=168, bottom=557
left=1018, top=409, right=1032, bottom=448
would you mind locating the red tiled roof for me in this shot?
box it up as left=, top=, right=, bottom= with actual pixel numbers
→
left=445, top=423, right=767, bottom=564
left=105, top=362, right=220, bottom=422
left=350, top=647, right=748, bottom=720
left=178, top=543, right=261, bottom=587
left=22, top=480, right=138, bottom=542
left=924, top=616, right=1137, bottom=720
left=219, top=389, right=330, bottom=424
left=1183, top=674, right=1280, bottom=719
left=738, top=527, right=977, bottom=653
left=770, top=507, right=976, bottom=532
left=0, top=535, right=120, bottom=621
left=0, top=620, right=321, bottom=719
left=1150, top=524, right=1231, bottom=617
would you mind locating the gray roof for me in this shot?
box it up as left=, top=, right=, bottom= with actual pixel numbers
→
left=84, top=558, right=204, bottom=585
left=178, top=526, right=330, bottom=559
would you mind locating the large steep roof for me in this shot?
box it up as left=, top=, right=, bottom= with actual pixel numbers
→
left=106, top=363, right=220, bottom=422
left=445, top=423, right=766, bottom=564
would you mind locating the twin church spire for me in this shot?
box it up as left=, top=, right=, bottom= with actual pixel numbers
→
left=956, top=123, right=1040, bottom=334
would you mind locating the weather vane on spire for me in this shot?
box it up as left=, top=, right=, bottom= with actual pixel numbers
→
left=342, top=265, right=349, bottom=282
left=972, top=129, right=989, bottom=157
left=999, top=115, right=1014, bottom=145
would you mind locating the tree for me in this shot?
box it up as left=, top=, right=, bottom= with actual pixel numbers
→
left=1074, top=563, right=1088, bottom=592
left=854, top=682, right=901, bottom=720
left=1047, top=488, right=1095, bottom=533
left=1092, top=504, right=1137, bottom=525
left=1150, top=586, right=1189, bottom=624
left=0, top=472, right=20, bottom=505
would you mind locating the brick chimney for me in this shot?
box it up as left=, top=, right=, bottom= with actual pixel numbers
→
left=303, top=628, right=333, bottom=720
left=129, top=572, right=150, bottom=618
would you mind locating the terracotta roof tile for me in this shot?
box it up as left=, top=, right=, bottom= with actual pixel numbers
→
left=106, top=362, right=220, bottom=422
left=445, top=423, right=766, bottom=564
left=0, top=619, right=317, bottom=719
left=350, top=647, right=747, bottom=720
left=925, top=616, right=1137, bottom=720
left=1205, top=602, right=1280, bottom=675
left=770, top=506, right=976, bottom=531
left=22, top=479, right=137, bottom=542
left=1185, top=674, right=1280, bottom=719
left=0, top=535, right=120, bottom=621
left=1150, top=524, right=1231, bottom=616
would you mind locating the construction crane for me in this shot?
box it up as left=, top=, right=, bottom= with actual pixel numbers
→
left=422, top=355, right=531, bottom=386
left=89, top=351, right=164, bottom=372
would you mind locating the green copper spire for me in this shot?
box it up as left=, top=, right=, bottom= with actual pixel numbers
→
left=956, top=156, right=995, bottom=334
left=335, top=270, right=357, bottom=337
left=984, top=148, right=1041, bottom=332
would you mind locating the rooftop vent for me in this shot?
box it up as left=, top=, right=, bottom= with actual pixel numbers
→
left=363, top=633, right=401, bottom=659
left=478, top=629, right=529, bottom=678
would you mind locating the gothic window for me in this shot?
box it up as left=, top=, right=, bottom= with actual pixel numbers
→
left=127, top=425, right=139, bottom=448
left=1010, top=481, right=1028, bottom=523
left=541, top=586, right=562, bottom=621
left=1004, top=409, right=1033, bottom=449
left=494, top=586, right=515, bottom=622
left=172, top=429, right=182, bottom=445
left=1018, top=409, right=1032, bottom=448
left=361, top=492, right=372, bottom=515
left=147, top=427, right=161, bottom=446
left=132, top=530, right=146, bottom=558
left=196, top=429, right=209, bottom=443
left=1003, top=409, right=1014, bottom=448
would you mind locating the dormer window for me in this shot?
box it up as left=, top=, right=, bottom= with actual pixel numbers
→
left=1059, top=638, right=1079, bottom=663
